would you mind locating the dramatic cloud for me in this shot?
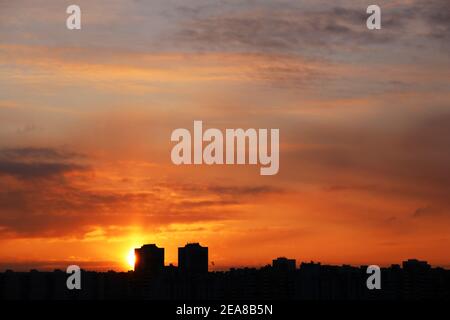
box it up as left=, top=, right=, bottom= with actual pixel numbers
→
left=401, top=0, right=450, bottom=41
left=176, top=0, right=450, bottom=56
left=0, top=147, right=84, bottom=161
left=0, top=147, right=86, bottom=180
left=0, top=161, right=85, bottom=180
left=0, top=0, right=449, bottom=269
left=177, top=6, right=390, bottom=54
left=0, top=147, right=283, bottom=238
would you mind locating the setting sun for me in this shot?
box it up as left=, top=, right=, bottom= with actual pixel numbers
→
left=127, top=249, right=136, bottom=270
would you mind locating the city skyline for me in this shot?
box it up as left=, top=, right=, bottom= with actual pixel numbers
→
left=2, top=251, right=448, bottom=301
left=1, top=241, right=449, bottom=273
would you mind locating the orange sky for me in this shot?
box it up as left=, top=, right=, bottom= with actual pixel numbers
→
left=0, top=0, right=449, bottom=271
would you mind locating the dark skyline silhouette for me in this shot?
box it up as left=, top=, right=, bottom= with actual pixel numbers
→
left=1, top=242, right=449, bottom=300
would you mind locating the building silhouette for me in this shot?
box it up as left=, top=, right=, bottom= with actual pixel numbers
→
left=1, top=243, right=449, bottom=300
left=273, top=257, right=296, bottom=272
left=178, top=243, right=208, bottom=274
left=134, top=244, right=164, bottom=274
left=402, top=259, right=433, bottom=300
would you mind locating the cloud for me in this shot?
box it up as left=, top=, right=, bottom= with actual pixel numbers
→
left=323, top=184, right=377, bottom=193
left=169, top=183, right=283, bottom=199
left=413, top=206, right=448, bottom=219
left=0, top=161, right=85, bottom=180
left=282, top=109, right=450, bottom=211
left=0, top=181, right=244, bottom=238
left=0, top=147, right=282, bottom=238
left=413, top=206, right=433, bottom=218
left=0, top=185, right=157, bottom=238
left=404, top=0, right=450, bottom=41
left=0, top=44, right=324, bottom=91
left=175, top=199, right=239, bottom=208
left=0, top=147, right=84, bottom=161
left=0, top=147, right=86, bottom=180
left=175, top=3, right=415, bottom=55
left=1, top=0, right=448, bottom=58
left=174, top=0, right=450, bottom=60
left=208, top=185, right=282, bottom=196
left=0, top=0, right=449, bottom=267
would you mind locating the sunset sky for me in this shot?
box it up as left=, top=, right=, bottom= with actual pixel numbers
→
left=0, top=0, right=449, bottom=271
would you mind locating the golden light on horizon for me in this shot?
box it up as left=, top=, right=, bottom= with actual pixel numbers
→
left=127, top=248, right=136, bottom=270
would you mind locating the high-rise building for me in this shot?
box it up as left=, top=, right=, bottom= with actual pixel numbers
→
left=178, top=243, right=208, bottom=274
left=134, top=244, right=164, bottom=273
left=402, top=259, right=432, bottom=299
left=402, top=259, right=430, bottom=271
left=272, top=257, right=296, bottom=272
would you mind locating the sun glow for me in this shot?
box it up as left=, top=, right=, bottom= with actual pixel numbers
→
left=126, top=248, right=136, bottom=270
